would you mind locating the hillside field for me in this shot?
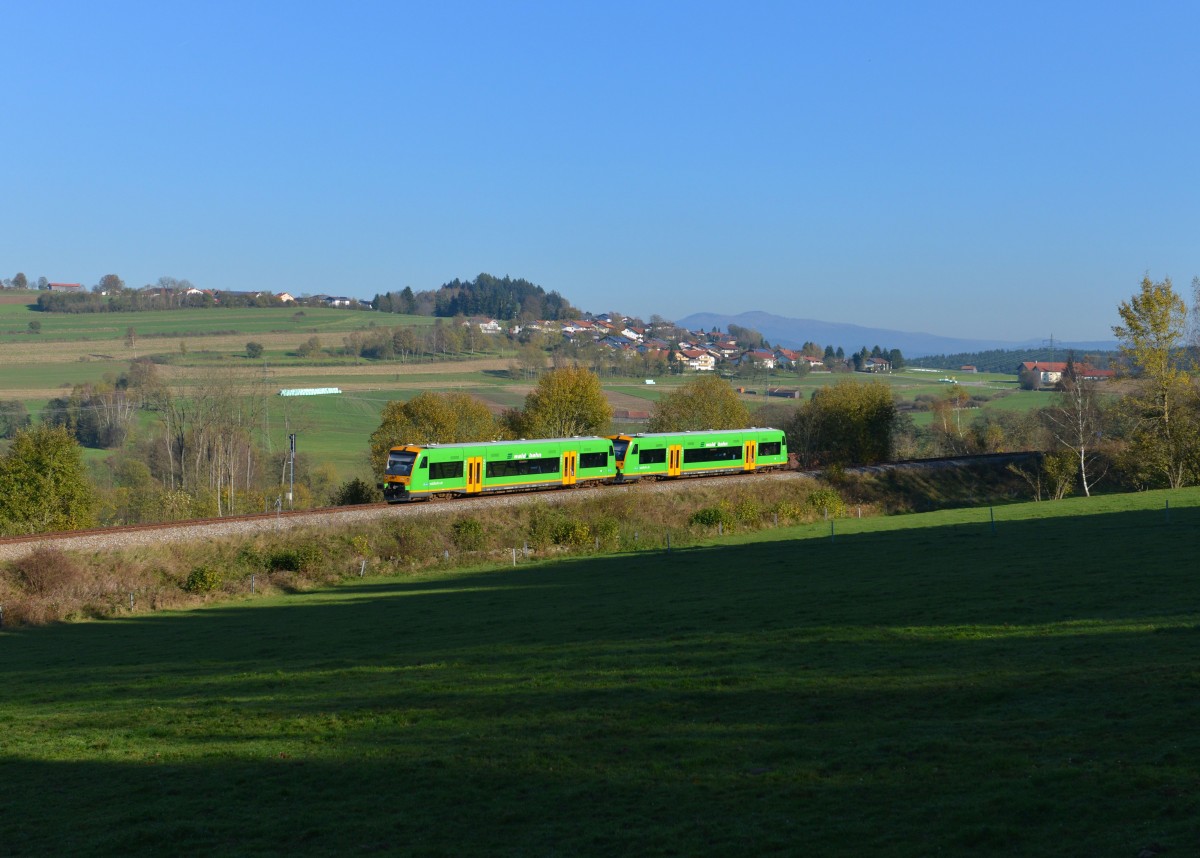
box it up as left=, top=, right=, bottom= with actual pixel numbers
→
left=2, top=488, right=1199, bottom=855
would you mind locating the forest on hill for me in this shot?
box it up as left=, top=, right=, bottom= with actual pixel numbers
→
left=908, top=347, right=1119, bottom=374
left=373, top=273, right=580, bottom=321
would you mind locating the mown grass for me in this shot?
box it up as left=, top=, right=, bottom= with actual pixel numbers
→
left=2, top=488, right=1199, bottom=856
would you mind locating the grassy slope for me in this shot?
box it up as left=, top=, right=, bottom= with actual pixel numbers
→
left=2, top=488, right=1198, bottom=856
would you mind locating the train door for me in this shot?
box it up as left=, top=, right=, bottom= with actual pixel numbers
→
left=466, top=456, right=484, bottom=494
left=668, top=445, right=683, bottom=477
left=563, top=450, right=577, bottom=486
left=744, top=439, right=757, bottom=472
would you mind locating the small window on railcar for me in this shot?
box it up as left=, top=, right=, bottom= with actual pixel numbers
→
left=612, top=438, right=630, bottom=460
left=580, top=451, right=608, bottom=469
left=759, top=441, right=782, bottom=457
left=639, top=447, right=666, bottom=465
left=683, top=446, right=741, bottom=464
left=429, top=460, right=464, bottom=480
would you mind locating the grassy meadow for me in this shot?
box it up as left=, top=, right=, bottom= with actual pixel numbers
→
left=0, top=299, right=1047, bottom=478
left=3, top=488, right=1199, bottom=855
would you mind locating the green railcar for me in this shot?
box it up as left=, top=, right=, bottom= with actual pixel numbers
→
left=607, top=428, right=787, bottom=480
left=381, top=436, right=616, bottom=502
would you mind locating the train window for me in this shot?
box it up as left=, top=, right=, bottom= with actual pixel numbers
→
left=683, top=446, right=741, bottom=464
left=486, top=457, right=562, bottom=479
left=487, top=460, right=518, bottom=479
left=429, top=461, right=464, bottom=480
left=639, top=447, right=666, bottom=464
left=759, top=441, right=782, bottom=456
left=528, top=457, right=560, bottom=475
left=631, top=444, right=639, bottom=454
left=612, top=439, right=630, bottom=460
left=386, top=451, right=417, bottom=476
left=580, top=451, right=608, bottom=469
left=419, top=459, right=428, bottom=469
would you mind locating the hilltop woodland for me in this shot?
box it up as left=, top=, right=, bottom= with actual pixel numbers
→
left=2, top=275, right=1200, bottom=536
left=23, top=271, right=581, bottom=321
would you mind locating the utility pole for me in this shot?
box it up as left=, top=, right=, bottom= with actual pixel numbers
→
left=288, top=433, right=296, bottom=509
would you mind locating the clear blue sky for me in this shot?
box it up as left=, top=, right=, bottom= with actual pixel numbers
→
left=4, top=1, right=1197, bottom=341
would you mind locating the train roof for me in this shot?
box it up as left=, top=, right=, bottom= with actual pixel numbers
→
left=389, top=436, right=613, bottom=451
left=609, top=427, right=782, bottom=438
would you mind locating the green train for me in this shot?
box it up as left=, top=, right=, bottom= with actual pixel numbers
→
left=381, top=428, right=788, bottom=503
left=381, top=436, right=616, bottom=502
left=607, top=428, right=788, bottom=480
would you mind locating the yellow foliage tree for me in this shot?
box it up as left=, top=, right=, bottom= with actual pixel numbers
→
left=648, top=375, right=749, bottom=432
left=369, top=391, right=501, bottom=475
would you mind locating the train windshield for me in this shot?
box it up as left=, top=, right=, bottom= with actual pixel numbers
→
left=386, top=451, right=417, bottom=476
left=612, top=438, right=630, bottom=460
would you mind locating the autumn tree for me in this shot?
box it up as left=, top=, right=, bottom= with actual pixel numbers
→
left=0, top=424, right=96, bottom=534
left=369, top=391, right=501, bottom=475
left=96, top=273, right=125, bottom=293
left=1112, top=275, right=1198, bottom=488
left=786, top=379, right=896, bottom=467
left=503, top=367, right=611, bottom=438
left=648, top=375, right=749, bottom=432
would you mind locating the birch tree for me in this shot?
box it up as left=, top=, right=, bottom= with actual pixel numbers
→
left=1112, top=275, right=1198, bottom=488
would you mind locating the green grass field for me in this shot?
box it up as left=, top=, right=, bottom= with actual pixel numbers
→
left=3, top=488, right=1199, bottom=856
left=0, top=301, right=433, bottom=343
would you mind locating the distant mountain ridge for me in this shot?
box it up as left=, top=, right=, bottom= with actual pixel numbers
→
left=674, top=310, right=1116, bottom=358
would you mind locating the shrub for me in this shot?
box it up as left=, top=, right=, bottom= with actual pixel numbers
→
left=268, top=542, right=323, bottom=573
left=237, top=545, right=267, bottom=570
left=689, top=505, right=734, bottom=528
left=591, top=515, right=621, bottom=548
left=733, top=497, right=762, bottom=524
left=806, top=487, right=846, bottom=518
left=770, top=500, right=805, bottom=523
left=558, top=519, right=592, bottom=547
left=184, top=565, right=223, bottom=594
left=349, top=535, right=371, bottom=558
left=526, top=505, right=591, bottom=549
left=11, top=548, right=84, bottom=596
left=331, top=477, right=381, bottom=506
left=451, top=517, right=486, bottom=551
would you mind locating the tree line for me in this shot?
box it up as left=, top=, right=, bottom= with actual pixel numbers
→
left=909, top=347, right=1117, bottom=374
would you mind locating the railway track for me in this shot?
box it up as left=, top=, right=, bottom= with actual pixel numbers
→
left=0, top=452, right=1035, bottom=561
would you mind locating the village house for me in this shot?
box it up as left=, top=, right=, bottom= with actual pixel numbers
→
left=1019, top=361, right=1115, bottom=386
left=46, top=282, right=85, bottom=292
left=463, top=317, right=504, bottom=334
left=675, top=348, right=716, bottom=371
left=739, top=349, right=777, bottom=369
left=773, top=348, right=800, bottom=368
